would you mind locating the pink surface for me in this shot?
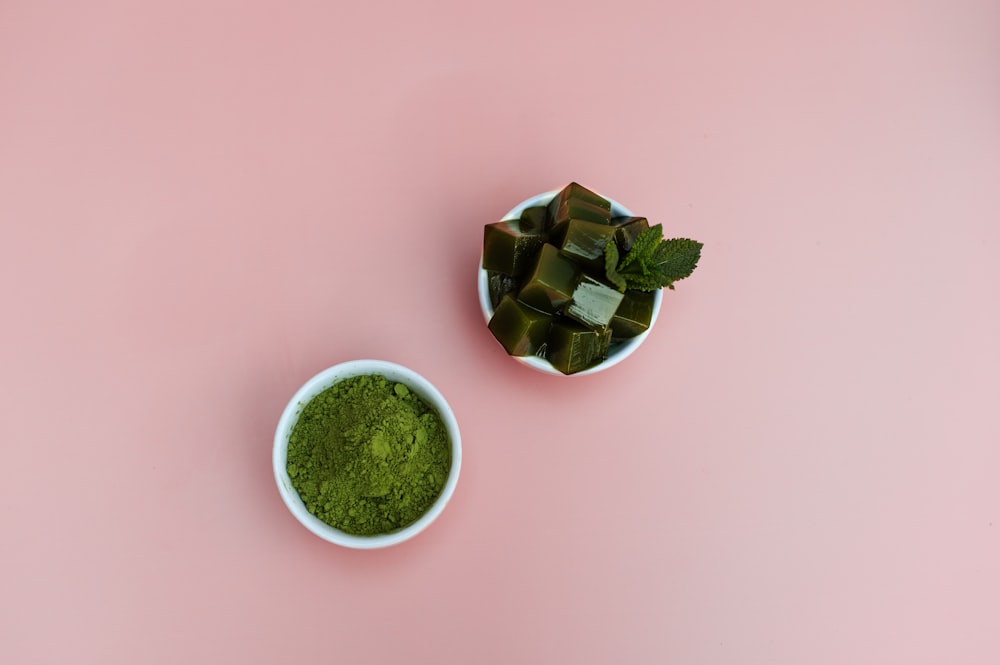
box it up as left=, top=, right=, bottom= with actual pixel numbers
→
left=2, top=1, right=998, bottom=663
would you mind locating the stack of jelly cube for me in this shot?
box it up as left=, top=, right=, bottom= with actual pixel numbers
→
left=483, top=182, right=657, bottom=374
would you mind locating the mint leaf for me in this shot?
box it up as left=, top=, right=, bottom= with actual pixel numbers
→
left=603, top=242, right=628, bottom=292
left=619, top=224, right=662, bottom=271
left=625, top=271, right=664, bottom=292
left=650, top=238, right=703, bottom=288
left=605, top=222, right=703, bottom=293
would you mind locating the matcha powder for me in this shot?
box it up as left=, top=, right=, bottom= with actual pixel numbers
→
left=286, top=374, right=452, bottom=536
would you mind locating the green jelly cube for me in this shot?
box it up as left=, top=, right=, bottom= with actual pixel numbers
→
left=517, top=243, right=581, bottom=313
left=546, top=320, right=613, bottom=375
left=559, top=219, right=617, bottom=271
left=610, top=216, right=649, bottom=254
left=549, top=198, right=611, bottom=227
left=610, top=290, right=657, bottom=339
left=482, top=220, right=547, bottom=277
left=488, top=295, right=553, bottom=356
left=487, top=270, right=520, bottom=310
left=547, top=182, right=612, bottom=231
left=566, top=276, right=625, bottom=329
left=519, top=206, right=549, bottom=232
left=548, top=182, right=611, bottom=212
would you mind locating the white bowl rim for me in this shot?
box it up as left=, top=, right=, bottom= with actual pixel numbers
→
left=273, top=359, right=462, bottom=549
left=478, top=189, right=663, bottom=377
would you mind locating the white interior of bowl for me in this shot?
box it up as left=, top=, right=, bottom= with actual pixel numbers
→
left=478, top=190, right=663, bottom=376
left=273, top=359, right=462, bottom=549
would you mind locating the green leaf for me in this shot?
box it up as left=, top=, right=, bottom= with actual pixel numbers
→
left=619, top=224, right=662, bottom=271
left=625, top=272, right=664, bottom=292
left=603, top=242, right=627, bottom=291
left=611, top=222, right=703, bottom=292
left=619, top=261, right=647, bottom=278
left=649, top=238, right=703, bottom=287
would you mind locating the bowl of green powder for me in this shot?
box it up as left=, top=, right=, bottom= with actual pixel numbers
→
left=273, top=360, right=461, bottom=549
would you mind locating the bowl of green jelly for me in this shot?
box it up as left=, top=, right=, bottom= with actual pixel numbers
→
left=273, top=359, right=462, bottom=549
left=479, top=183, right=663, bottom=376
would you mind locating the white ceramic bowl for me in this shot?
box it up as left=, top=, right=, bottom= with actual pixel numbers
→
left=478, top=189, right=663, bottom=376
left=273, top=359, right=462, bottom=549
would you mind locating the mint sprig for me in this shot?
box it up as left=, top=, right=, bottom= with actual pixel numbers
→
left=604, top=242, right=627, bottom=291
left=603, top=224, right=703, bottom=292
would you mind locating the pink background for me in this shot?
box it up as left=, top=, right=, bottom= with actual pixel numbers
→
left=2, top=1, right=998, bottom=663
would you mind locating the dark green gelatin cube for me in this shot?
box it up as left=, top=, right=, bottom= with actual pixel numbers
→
left=566, top=275, right=625, bottom=329
left=549, top=198, right=611, bottom=227
left=610, top=290, right=657, bottom=339
left=546, top=320, right=613, bottom=375
left=519, top=206, right=549, bottom=232
left=559, top=219, right=617, bottom=271
left=548, top=182, right=611, bottom=212
left=517, top=243, right=581, bottom=313
left=547, top=183, right=612, bottom=231
left=610, top=216, right=649, bottom=254
left=483, top=220, right=547, bottom=277
left=487, top=270, right=520, bottom=310
left=488, top=295, right=552, bottom=356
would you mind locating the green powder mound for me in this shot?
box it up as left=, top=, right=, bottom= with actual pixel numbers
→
left=286, top=374, right=452, bottom=536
